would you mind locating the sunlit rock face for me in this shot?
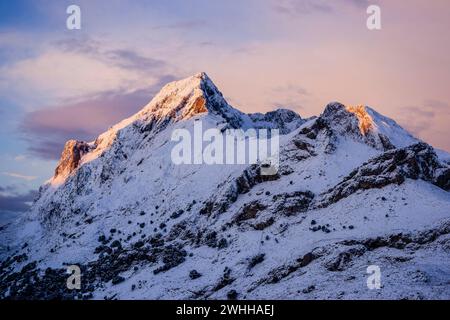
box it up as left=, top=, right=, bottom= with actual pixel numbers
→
left=53, top=140, right=91, bottom=183
left=345, top=105, right=374, bottom=136
left=320, top=102, right=394, bottom=151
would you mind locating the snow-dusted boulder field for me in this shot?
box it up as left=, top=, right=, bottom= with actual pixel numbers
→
left=1, top=73, right=449, bottom=300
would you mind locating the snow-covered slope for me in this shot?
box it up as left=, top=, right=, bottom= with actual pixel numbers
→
left=1, top=73, right=449, bottom=300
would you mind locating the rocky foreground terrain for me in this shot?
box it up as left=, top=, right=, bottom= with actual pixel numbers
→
left=1, top=73, right=449, bottom=300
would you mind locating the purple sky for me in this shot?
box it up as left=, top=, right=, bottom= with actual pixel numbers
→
left=1, top=0, right=449, bottom=216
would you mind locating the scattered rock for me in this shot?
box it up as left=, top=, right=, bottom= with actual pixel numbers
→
left=189, top=270, right=202, bottom=280
left=248, top=254, right=265, bottom=269
left=227, top=290, right=238, bottom=300
left=302, top=285, right=315, bottom=294
left=112, top=276, right=125, bottom=285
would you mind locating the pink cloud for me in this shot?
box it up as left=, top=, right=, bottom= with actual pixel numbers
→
left=21, top=77, right=176, bottom=159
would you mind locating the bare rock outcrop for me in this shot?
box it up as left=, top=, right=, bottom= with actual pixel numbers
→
left=53, top=140, right=91, bottom=181
left=317, top=142, right=450, bottom=208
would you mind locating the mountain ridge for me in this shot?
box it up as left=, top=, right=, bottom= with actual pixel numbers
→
left=1, top=73, right=449, bottom=300
left=48, top=73, right=422, bottom=187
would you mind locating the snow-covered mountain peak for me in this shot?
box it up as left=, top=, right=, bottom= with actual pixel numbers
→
left=2, top=74, right=450, bottom=300
left=319, top=102, right=418, bottom=151
left=140, top=72, right=215, bottom=119
left=50, top=73, right=252, bottom=185
left=136, top=72, right=250, bottom=127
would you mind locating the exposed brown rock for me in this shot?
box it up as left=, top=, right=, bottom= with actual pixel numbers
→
left=53, top=140, right=91, bottom=180
left=233, top=201, right=267, bottom=223
left=316, top=142, right=450, bottom=208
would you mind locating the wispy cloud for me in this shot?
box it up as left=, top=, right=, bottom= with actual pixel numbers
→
left=397, top=100, right=450, bottom=148
left=0, top=189, right=38, bottom=213
left=106, top=49, right=166, bottom=72
left=2, top=171, right=37, bottom=181
left=0, top=185, right=16, bottom=193
left=14, top=155, right=26, bottom=161
left=272, top=84, right=309, bottom=96
left=423, top=99, right=450, bottom=111
left=0, top=36, right=175, bottom=108
left=272, top=0, right=333, bottom=16
left=271, top=0, right=373, bottom=17
left=198, top=41, right=215, bottom=47
left=152, top=20, right=207, bottom=30
left=345, top=0, right=372, bottom=9
left=55, top=37, right=168, bottom=73
left=267, top=84, right=310, bottom=111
